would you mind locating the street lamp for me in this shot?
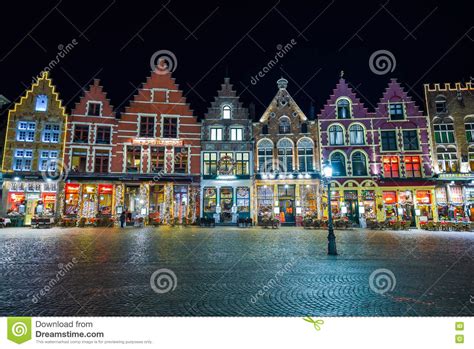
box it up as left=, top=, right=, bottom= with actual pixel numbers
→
left=323, top=163, right=338, bottom=255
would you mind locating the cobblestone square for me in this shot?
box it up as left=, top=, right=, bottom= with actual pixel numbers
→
left=0, top=226, right=472, bottom=316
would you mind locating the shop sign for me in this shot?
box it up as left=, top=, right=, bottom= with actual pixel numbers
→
left=449, top=186, right=463, bottom=204
left=361, top=190, right=375, bottom=200
left=383, top=191, right=397, bottom=204
left=65, top=183, right=80, bottom=193
left=416, top=190, right=431, bottom=204
left=42, top=194, right=56, bottom=202
left=26, top=193, right=41, bottom=200
left=132, top=138, right=183, bottom=146
left=99, top=184, right=113, bottom=194
left=435, top=187, right=447, bottom=203
left=8, top=192, right=25, bottom=203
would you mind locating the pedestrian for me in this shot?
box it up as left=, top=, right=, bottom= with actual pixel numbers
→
left=120, top=211, right=126, bottom=228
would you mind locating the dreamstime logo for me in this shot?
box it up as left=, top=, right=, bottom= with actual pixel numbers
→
left=7, top=317, right=32, bottom=344
left=259, top=158, right=288, bottom=177
left=11, top=322, right=28, bottom=337
left=369, top=50, right=396, bottom=75
left=369, top=268, right=396, bottom=295
left=150, top=268, right=177, bottom=294
left=150, top=50, right=178, bottom=75
left=40, top=158, right=68, bottom=183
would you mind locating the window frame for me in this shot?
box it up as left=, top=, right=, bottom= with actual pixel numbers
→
left=329, top=124, right=344, bottom=145
left=73, top=124, right=90, bottom=143
left=402, top=130, right=420, bottom=151
left=381, top=130, right=398, bottom=151
left=162, top=116, right=178, bottom=138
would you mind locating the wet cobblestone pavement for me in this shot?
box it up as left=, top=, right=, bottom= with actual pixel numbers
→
left=0, top=226, right=473, bottom=316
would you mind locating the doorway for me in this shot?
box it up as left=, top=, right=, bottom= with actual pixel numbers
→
left=278, top=185, right=295, bottom=224
left=344, top=190, right=359, bottom=224
left=219, top=187, right=233, bottom=223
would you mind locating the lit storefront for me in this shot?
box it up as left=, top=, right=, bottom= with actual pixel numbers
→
left=202, top=183, right=252, bottom=223
left=2, top=180, right=58, bottom=225
left=63, top=182, right=115, bottom=221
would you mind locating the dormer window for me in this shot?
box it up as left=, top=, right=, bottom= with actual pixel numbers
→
left=87, top=102, right=102, bottom=116
left=389, top=102, right=405, bottom=120
left=35, top=95, right=48, bottom=112
left=222, top=105, right=232, bottom=119
left=336, top=98, right=351, bottom=119
left=279, top=116, right=291, bottom=134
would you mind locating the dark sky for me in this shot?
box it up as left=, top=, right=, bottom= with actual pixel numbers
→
left=0, top=0, right=472, bottom=120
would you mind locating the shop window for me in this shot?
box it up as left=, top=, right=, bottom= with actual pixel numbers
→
left=235, top=152, right=250, bottom=175
left=149, top=185, right=165, bottom=218
left=218, top=153, right=234, bottom=175
left=435, top=96, right=447, bottom=114
left=434, top=124, right=454, bottom=144
left=349, top=124, right=364, bottom=145
left=330, top=152, right=346, bottom=176
left=126, top=146, right=141, bottom=173
left=71, top=148, right=88, bottom=172
left=73, top=125, right=89, bottom=143
left=277, top=139, right=293, bottom=172
left=383, top=156, right=399, bottom=178
left=236, top=187, right=250, bottom=213
left=437, top=147, right=458, bottom=173
left=139, top=116, right=155, bottom=137
left=402, top=130, right=419, bottom=150
left=16, top=121, right=36, bottom=142
left=13, top=149, right=33, bottom=171
left=351, top=151, right=368, bottom=176
left=466, top=123, right=474, bottom=143
left=383, top=191, right=398, bottom=219
left=230, top=128, right=243, bottom=141
left=98, top=184, right=113, bottom=215
left=222, top=105, right=232, bottom=119
left=279, top=116, right=291, bottom=134
left=389, top=102, right=405, bottom=120
left=329, top=125, right=344, bottom=145
left=87, top=102, right=102, bottom=116
left=469, top=147, right=474, bottom=172
left=94, top=150, right=109, bottom=173
left=261, top=124, right=269, bottom=135
left=404, top=156, right=421, bottom=178
left=336, top=98, right=351, bottom=119
left=150, top=146, right=165, bottom=172
left=297, top=138, right=314, bottom=172
left=42, top=124, right=60, bottom=143
left=258, top=139, right=273, bottom=173
left=203, top=187, right=217, bottom=214
left=210, top=127, right=223, bottom=141
left=381, top=130, right=398, bottom=151
left=35, top=95, right=48, bottom=112
left=219, top=187, right=232, bottom=222
left=203, top=152, right=218, bottom=175
left=162, top=117, right=178, bottom=138
left=82, top=185, right=98, bottom=218
left=300, top=185, right=317, bottom=216
left=64, top=184, right=80, bottom=215
left=257, top=185, right=273, bottom=219
left=96, top=126, right=111, bottom=144
left=174, top=147, right=188, bottom=173
left=39, top=150, right=58, bottom=171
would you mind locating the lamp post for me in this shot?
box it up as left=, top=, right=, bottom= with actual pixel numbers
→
left=323, top=163, right=338, bottom=255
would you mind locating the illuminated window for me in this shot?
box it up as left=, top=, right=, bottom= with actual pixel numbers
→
left=13, top=149, right=33, bottom=171
left=126, top=146, right=141, bottom=173
left=210, top=127, right=223, bottom=141
left=349, top=124, right=364, bottom=145
left=16, top=121, right=36, bottom=142
left=329, top=125, right=344, bottom=145
left=222, top=105, right=232, bottom=119
left=330, top=152, right=346, bottom=176
left=404, top=156, right=421, bottom=178
left=203, top=152, right=218, bottom=175
left=469, top=147, right=474, bottom=172
left=42, top=124, right=60, bottom=143
left=389, top=103, right=404, bottom=120
left=336, top=98, right=351, bottom=119
left=71, top=148, right=87, bottom=172
left=258, top=139, right=273, bottom=173
left=466, top=122, right=474, bottom=143
left=235, top=152, right=250, bottom=175
left=39, top=150, right=58, bottom=171
left=383, top=156, right=399, bottom=178
left=230, top=128, right=243, bottom=141
left=297, top=138, right=314, bottom=172
left=437, top=147, right=457, bottom=173
left=35, top=95, right=48, bottom=112
left=277, top=139, right=293, bottom=172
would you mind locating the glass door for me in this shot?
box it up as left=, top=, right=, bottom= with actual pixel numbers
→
left=219, top=187, right=233, bottom=223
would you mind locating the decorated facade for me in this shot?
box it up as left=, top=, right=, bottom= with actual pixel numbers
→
left=200, top=78, right=253, bottom=224
left=253, top=78, right=321, bottom=226
left=424, top=81, right=474, bottom=221
left=1, top=72, right=67, bottom=225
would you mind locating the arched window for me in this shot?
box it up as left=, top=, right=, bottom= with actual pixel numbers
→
left=465, top=117, right=474, bottom=143
left=329, top=125, right=344, bottom=145
left=435, top=95, right=447, bottom=114
left=279, top=116, right=291, bottom=134
left=437, top=146, right=458, bottom=173
left=351, top=151, right=368, bottom=176
left=349, top=124, right=364, bottom=145
left=35, top=95, right=48, bottom=112
left=336, top=98, right=351, bottom=119
left=222, top=105, right=232, bottom=119
left=277, top=138, right=293, bottom=172
left=297, top=138, right=314, bottom=172
left=257, top=139, right=273, bottom=173
left=330, top=152, right=346, bottom=176
left=434, top=122, right=454, bottom=143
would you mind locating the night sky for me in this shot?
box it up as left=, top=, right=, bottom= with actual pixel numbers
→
left=0, top=0, right=472, bottom=120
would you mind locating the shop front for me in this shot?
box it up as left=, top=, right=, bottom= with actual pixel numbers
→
left=2, top=180, right=58, bottom=226
left=255, top=180, right=320, bottom=226
left=435, top=183, right=470, bottom=222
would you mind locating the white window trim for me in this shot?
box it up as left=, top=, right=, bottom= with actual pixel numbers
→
left=160, top=114, right=180, bottom=139
left=86, top=100, right=103, bottom=117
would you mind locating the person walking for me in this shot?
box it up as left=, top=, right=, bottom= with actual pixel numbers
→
left=120, top=211, right=126, bottom=228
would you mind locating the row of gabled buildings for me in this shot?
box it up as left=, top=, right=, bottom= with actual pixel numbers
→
left=1, top=65, right=473, bottom=227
